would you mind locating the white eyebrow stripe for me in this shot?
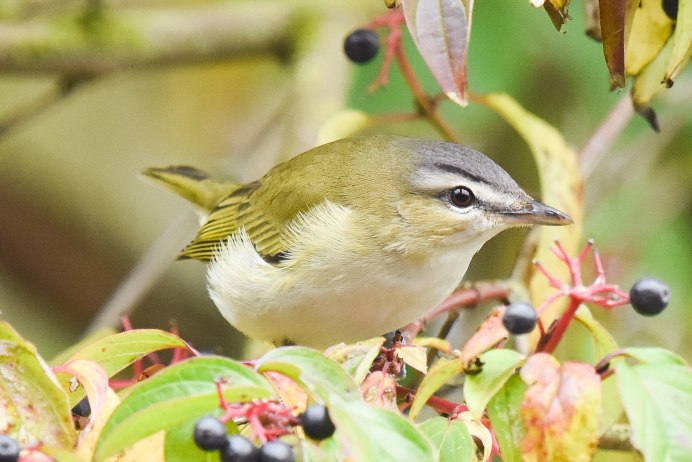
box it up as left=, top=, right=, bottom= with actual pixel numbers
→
left=410, top=171, right=513, bottom=205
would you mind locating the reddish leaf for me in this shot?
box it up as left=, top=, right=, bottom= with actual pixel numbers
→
left=264, top=370, right=308, bottom=412
left=599, top=0, right=639, bottom=87
left=361, top=371, right=398, bottom=409
left=53, top=359, right=109, bottom=441
left=459, top=305, right=508, bottom=367
left=519, top=353, right=601, bottom=462
left=401, top=0, right=474, bottom=105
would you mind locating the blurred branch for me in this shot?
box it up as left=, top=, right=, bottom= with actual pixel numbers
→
left=0, top=76, right=87, bottom=138
left=578, top=94, right=634, bottom=179
left=0, top=2, right=303, bottom=75
left=85, top=210, right=197, bottom=334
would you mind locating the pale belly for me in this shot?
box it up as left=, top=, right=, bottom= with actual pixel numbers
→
left=206, top=229, right=480, bottom=348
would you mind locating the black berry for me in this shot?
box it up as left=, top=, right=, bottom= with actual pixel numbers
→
left=258, top=441, right=294, bottom=462
left=502, top=302, right=538, bottom=335
left=662, top=0, right=678, bottom=20
left=343, top=28, right=380, bottom=63
left=0, top=435, right=20, bottom=462
left=193, top=416, right=228, bottom=451
left=72, top=397, right=91, bottom=417
left=221, top=435, right=259, bottom=462
left=300, top=404, right=335, bottom=440
left=630, top=277, right=671, bottom=316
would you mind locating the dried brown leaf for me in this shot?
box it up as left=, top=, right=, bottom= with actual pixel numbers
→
left=599, top=0, right=639, bottom=87
left=360, top=371, right=398, bottom=409
left=544, top=0, right=572, bottom=31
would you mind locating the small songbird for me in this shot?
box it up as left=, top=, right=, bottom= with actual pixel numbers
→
left=143, top=135, right=571, bottom=348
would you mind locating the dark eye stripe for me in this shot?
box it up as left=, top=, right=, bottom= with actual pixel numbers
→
left=433, top=163, right=491, bottom=186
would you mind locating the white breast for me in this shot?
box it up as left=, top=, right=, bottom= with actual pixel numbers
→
left=206, top=201, right=489, bottom=348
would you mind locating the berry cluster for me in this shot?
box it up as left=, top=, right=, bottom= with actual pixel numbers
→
left=193, top=403, right=335, bottom=462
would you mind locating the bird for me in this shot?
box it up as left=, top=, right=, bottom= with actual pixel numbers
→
left=143, top=135, right=571, bottom=348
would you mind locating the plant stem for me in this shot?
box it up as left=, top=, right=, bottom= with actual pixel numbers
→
left=539, top=298, right=581, bottom=354
left=402, top=281, right=511, bottom=339
left=396, top=384, right=466, bottom=416
left=394, top=45, right=460, bottom=142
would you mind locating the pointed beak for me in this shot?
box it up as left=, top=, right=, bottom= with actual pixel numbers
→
left=501, top=199, right=573, bottom=226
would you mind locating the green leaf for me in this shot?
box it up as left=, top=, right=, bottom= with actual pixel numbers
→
left=42, top=446, right=86, bottom=462
left=615, top=362, right=692, bottom=461
left=419, top=416, right=474, bottom=462
left=574, top=305, right=619, bottom=360
left=330, top=400, right=435, bottom=461
left=49, top=327, right=117, bottom=367
left=464, top=349, right=524, bottom=420
left=620, top=346, right=688, bottom=366
left=94, top=356, right=273, bottom=461
left=324, top=337, right=385, bottom=384
left=409, top=356, right=463, bottom=421
left=59, top=329, right=190, bottom=377
left=164, top=416, right=235, bottom=462
left=298, top=438, right=340, bottom=462
left=255, top=346, right=360, bottom=403
left=487, top=375, right=527, bottom=462
left=0, top=321, right=76, bottom=447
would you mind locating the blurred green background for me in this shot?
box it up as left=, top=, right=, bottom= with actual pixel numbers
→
left=0, top=0, right=689, bottom=376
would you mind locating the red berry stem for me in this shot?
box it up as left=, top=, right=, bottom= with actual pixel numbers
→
left=535, top=240, right=630, bottom=353
left=538, top=297, right=581, bottom=354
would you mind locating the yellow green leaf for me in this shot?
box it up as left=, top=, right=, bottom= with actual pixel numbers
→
left=396, top=345, right=428, bottom=374
left=477, top=93, right=583, bottom=323
left=317, top=109, right=373, bottom=145
left=409, top=356, right=463, bottom=421
left=413, top=336, right=452, bottom=353
left=632, top=35, right=675, bottom=119
left=324, top=337, right=385, bottom=384
left=625, top=0, right=675, bottom=76
left=464, top=349, right=525, bottom=420
left=665, top=0, right=692, bottom=82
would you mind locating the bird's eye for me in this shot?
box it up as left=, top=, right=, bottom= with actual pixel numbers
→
left=449, top=186, right=474, bottom=208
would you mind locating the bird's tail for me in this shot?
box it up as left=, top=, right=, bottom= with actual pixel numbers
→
left=141, top=166, right=241, bottom=213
